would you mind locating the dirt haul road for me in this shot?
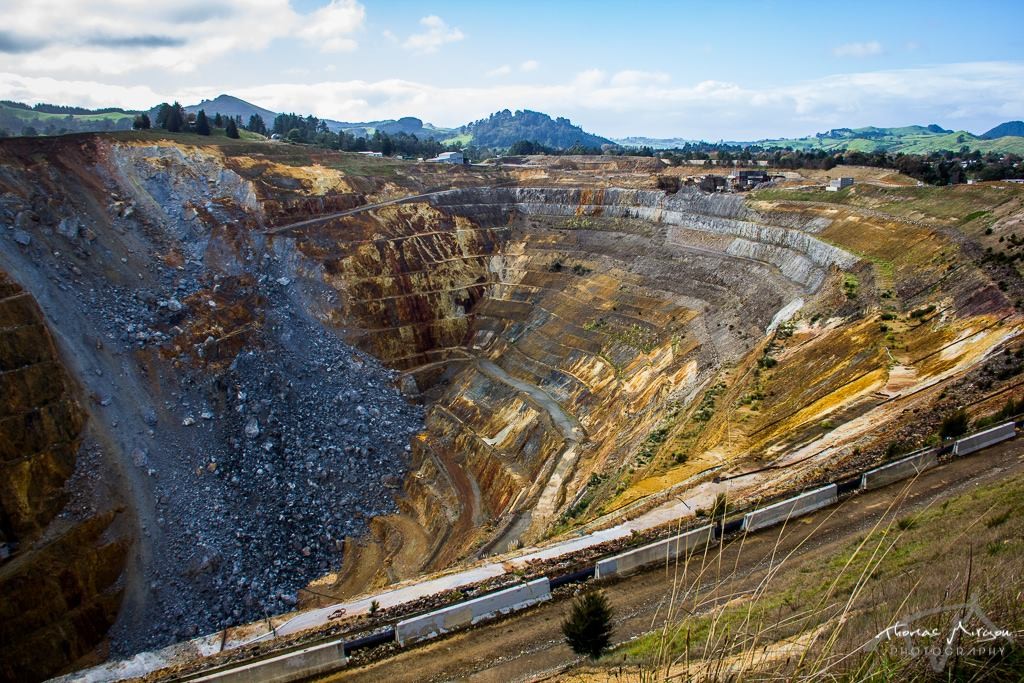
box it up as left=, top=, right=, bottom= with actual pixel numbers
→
left=322, top=437, right=1024, bottom=683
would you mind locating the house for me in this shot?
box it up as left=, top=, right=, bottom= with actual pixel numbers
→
left=699, top=174, right=728, bottom=192
left=359, top=151, right=383, bottom=157
left=426, top=151, right=465, bottom=165
left=730, top=170, right=770, bottom=190
left=826, top=176, right=855, bottom=192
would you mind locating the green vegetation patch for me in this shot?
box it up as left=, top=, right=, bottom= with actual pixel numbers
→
left=618, top=472, right=1024, bottom=679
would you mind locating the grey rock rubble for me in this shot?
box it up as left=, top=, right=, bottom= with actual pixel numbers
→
left=0, top=163, right=424, bottom=657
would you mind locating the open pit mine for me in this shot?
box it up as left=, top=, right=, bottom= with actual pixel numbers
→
left=2, top=134, right=1023, bottom=682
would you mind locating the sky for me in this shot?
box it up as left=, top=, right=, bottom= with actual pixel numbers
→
left=1, top=0, right=1022, bottom=140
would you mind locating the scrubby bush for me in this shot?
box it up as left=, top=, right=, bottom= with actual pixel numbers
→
left=562, top=591, right=614, bottom=659
left=940, top=410, right=970, bottom=439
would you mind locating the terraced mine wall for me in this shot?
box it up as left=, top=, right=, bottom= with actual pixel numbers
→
left=0, top=270, right=127, bottom=682
left=429, top=187, right=858, bottom=291
left=297, top=184, right=859, bottom=594
left=0, top=273, right=83, bottom=540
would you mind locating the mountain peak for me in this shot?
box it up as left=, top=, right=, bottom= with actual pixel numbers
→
left=982, top=120, right=1024, bottom=139
left=183, top=94, right=277, bottom=123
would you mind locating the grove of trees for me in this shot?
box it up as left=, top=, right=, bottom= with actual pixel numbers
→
left=267, top=111, right=460, bottom=158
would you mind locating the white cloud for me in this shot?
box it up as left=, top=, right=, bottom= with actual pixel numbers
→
left=572, top=69, right=606, bottom=88
left=833, top=41, right=884, bottom=58
left=0, top=72, right=172, bottom=110
left=486, top=64, right=512, bottom=78
left=298, top=0, right=365, bottom=53
left=487, top=61, right=538, bottom=77
left=0, top=0, right=366, bottom=74
left=610, top=70, right=670, bottom=87
left=401, top=15, right=464, bottom=54
left=4, top=61, right=1023, bottom=140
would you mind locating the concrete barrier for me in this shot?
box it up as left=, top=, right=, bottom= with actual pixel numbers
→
left=860, top=449, right=938, bottom=490
left=595, top=525, right=714, bottom=579
left=190, top=639, right=346, bottom=682
left=395, top=578, right=551, bottom=646
left=741, top=484, right=837, bottom=533
left=953, top=422, right=1016, bottom=456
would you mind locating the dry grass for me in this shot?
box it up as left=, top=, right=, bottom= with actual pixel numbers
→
left=568, top=471, right=1024, bottom=682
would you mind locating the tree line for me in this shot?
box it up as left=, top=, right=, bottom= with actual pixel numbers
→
left=139, top=104, right=464, bottom=157
left=118, top=102, right=1024, bottom=185
left=500, top=138, right=1023, bottom=186
left=0, top=101, right=138, bottom=116
left=267, top=111, right=459, bottom=158
left=140, top=102, right=241, bottom=138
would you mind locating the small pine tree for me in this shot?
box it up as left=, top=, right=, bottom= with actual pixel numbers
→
left=225, top=118, right=240, bottom=139
left=195, top=110, right=211, bottom=136
left=132, top=113, right=151, bottom=130
left=154, top=103, right=171, bottom=128
left=562, top=590, right=613, bottom=659
left=248, top=114, right=266, bottom=135
left=213, top=112, right=223, bottom=128
left=165, top=102, right=184, bottom=133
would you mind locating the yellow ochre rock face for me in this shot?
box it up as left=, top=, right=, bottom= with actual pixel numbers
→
left=309, top=183, right=1023, bottom=598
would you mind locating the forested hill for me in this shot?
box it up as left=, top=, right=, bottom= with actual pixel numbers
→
left=460, top=109, right=611, bottom=150
left=182, top=94, right=277, bottom=125
left=983, top=121, right=1024, bottom=140
left=0, top=100, right=138, bottom=136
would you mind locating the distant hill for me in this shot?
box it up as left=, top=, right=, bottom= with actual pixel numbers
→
left=324, top=116, right=455, bottom=139
left=755, top=124, right=1024, bottom=155
left=616, top=124, right=1024, bottom=155
left=180, top=96, right=457, bottom=139
left=8, top=91, right=1019, bottom=158
left=0, top=100, right=137, bottom=136
left=183, top=94, right=277, bottom=126
left=982, top=121, right=1024, bottom=139
left=614, top=136, right=705, bottom=149
left=459, top=110, right=611, bottom=150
